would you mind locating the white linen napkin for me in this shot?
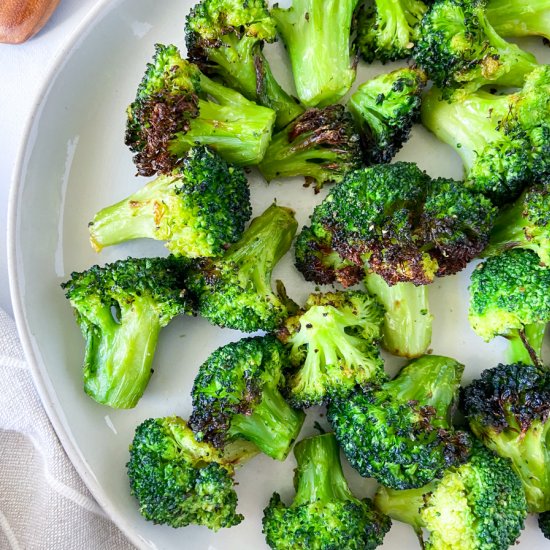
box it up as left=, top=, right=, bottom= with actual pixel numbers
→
left=0, top=307, right=135, bottom=549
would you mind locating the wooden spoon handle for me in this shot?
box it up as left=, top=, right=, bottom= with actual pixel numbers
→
left=0, top=0, right=61, bottom=44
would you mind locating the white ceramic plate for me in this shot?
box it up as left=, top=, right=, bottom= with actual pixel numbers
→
left=8, top=0, right=550, bottom=548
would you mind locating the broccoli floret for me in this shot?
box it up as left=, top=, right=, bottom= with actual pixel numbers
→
left=262, top=432, right=392, bottom=550
left=414, top=0, right=538, bottom=94
left=486, top=0, right=550, bottom=40
left=125, top=44, right=275, bottom=176
left=462, top=363, right=550, bottom=513
left=364, top=273, right=433, bottom=358
left=187, top=204, right=298, bottom=332
left=540, top=512, right=550, bottom=539
left=469, top=249, right=550, bottom=366
left=89, top=146, right=251, bottom=258
left=276, top=291, right=385, bottom=408
left=127, top=416, right=257, bottom=530
left=482, top=182, right=550, bottom=265
left=185, top=0, right=303, bottom=129
left=348, top=67, right=427, bottom=164
left=356, top=0, right=430, bottom=63
left=294, top=163, right=496, bottom=287
left=375, top=442, right=527, bottom=549
left=328, top=355, right=471, bottom=489
left=61, top=257, right=192, bottom=409
left=189, top=336, right=305, bottom=461
left=258, top=105, right=363, bottom=191
left=271, top=0, right=360, bottom=107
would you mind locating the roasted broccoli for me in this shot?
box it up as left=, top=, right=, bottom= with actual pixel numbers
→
left=486, top=0, right=550, bottom=40
left=271, top=0, right=360, bottom=107
left=258, top=105, right=363, bottom=191
left=469, top=249, right=550, bottom=366
left=375, top=442, right=527, bottom=549
left=540, top=512, right=550, bottom=539
left=348, top=67, right=427, bottom=164
left=262, top=432, right=392, bottom=550
left=61, top=257, right=191, bottom=409
left=189, top=336, right=304, bottom=461
left=185, top=0, right=303, bottom=129
left=187, top=204, right=297, bottom=332
left=89, top=146, right=251, bottom=258
left=276, top=291, right=385, bottom=408
left=356, top=0, right=430, bottom=64
left=125, top=43, right=275, bottom=176
left=127, top=416, right=256, bottom=530
left=328, top=355, right=471, bottom=489
left=462, top=363, right=550, bottom=513
left=414, top=0, right=538, bottom=94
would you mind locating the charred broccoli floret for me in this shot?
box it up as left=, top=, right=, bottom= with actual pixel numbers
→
left=328, top=355, right=471, bottom=489
left=486, top=0, right=550, bottom=40
left=348, top=67, right=427, bottom=164
left=414, top=0, right=538, bottom=94
left=89, top=146, right=251, bottom=258
left=276, top=291, right=385, bottom=408
left=125, top=44, right=275, bottom=176
left=258, top=105, right=362, bottom=191
left=540, top=512, right=550, bottom=539
left=375, top=442, right=527, bottom=549
left=185, top=0, right=303, bottom=128
left=187, top=204, right=297, bottom=332
left=61, top=257, right=191, bottom=409
left=127, top=416, right=256, bottom=530
left=462, top=363, right=550, bottom=513
left=189, top=336, right=304, bottom=461
left=469, top=249, right=550, bottom=366
left=271, top=0, right=360, bottom=107
left=262, top=433, right=392, bottom=550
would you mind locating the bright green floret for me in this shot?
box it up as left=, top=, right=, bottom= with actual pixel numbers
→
left=272, top=0, right=360, bottom=107
left=258, top=105, right=362, bottom=191
left=189, top=336, right=304, bottom=461
left=262, top=433, right=392, bottom=550
left=328, top=355, right=472, bottom=489
left=187, top=204, right=298, bottom=332
left=61, top=257, right=191, bottom=409
left=463, top=363, right=550, bottom=513
left=469, top=249, right=550, bottom=366
left=89, top=146, right=251, bottom=258
left=486, top=0, right=550, bottom=40
left=125, top=43, right=275, bottom=176
left=348, top=67, right=427, bottom=164
left=185, top=0, right=303, bottom=128
left=414, top=0, right=538, bottom=94
left=276, top=291, right=385, bottom=408
left=356, top=0, right=429, bottom=64
left=375, top=442, right=527, bottom=549
left=127, top=416, right=256, bottom=530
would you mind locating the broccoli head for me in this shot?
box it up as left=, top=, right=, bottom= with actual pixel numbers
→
left=328, top=355, right=471, bottom=489
left=486, top=0, right=550, bottom=40
left=187, top=204, right=298, bottom=332
left=375, top=441, right=527, bottom=549
left=356, top=0, right=430, bottom=64
left=414, top=0, right=538, bottom=94
left=61, top=257, right=191, bottom=409
left=89, top=146, right=251, bottom=258
left=462, top=363, right=550, bottom=513
left=262, top=432, right=392, bottom=550
left=127, top=416, right=256, bottom=530
left=540, top=511, right=550, bottom=540
left=348, top=67, right=427, bottom=164
left=258, top=105, right=363, bottom=191
left=469, top=249, right=550, bottom=366
left=272, top=0, right=360, bottom=107
left=125, top=43, right=275, bottom=176
left=189, top=336, right=305, bottom=461
left=185, top=0, right=303, bottom=128
left=294, top=162, right=496, bottom=287
left=276, top=290, right=386, bottom=408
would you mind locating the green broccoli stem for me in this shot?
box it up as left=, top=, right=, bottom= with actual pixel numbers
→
left=486, top=0, right=550, bottom=40
left=373, top=0, right=423, bottom=51
left=292, top=433, right=357, bottom=506
left=364, top=273, right=432, bottom=358
left=506, top=325, right=546, bottom=366
left=228, top=386, right=304, bottom=461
